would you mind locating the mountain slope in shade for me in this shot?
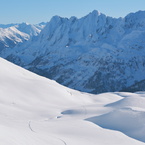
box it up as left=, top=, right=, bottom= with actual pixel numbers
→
left=2, top=10, right=145, bottom=94
left=0, top=57, right=145, bottom=145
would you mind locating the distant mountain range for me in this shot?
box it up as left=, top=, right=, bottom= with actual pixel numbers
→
left=0, top=22, right=46, bottom=52
left=1, top=10, right=145, bottom=94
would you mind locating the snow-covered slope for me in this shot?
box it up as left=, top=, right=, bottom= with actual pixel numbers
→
left=0, top=57, right=145, bottom=145
left=0, top=22, right=45, bottom=53
left=0, top=26, right=29, bottom=52
left=1, top=10, right=145, bottom=93
left=14, top=22, right=41, bottom=37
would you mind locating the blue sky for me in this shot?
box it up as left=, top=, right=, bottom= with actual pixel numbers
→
left=1, top=0, right=145, bottom=24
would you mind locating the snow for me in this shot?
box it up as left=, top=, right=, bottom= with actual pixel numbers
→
left=0, top=22, right=46, bottom=52
left=15, top=22, right=41, bottom=36
left=87, top=92, right=145, bottom=142
left=0, top=57, right=145, bottom=145
left=0, top=27, right=29, bottom=42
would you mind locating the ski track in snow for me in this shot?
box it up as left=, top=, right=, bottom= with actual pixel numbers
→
left=29, top=120, right=67, bottom=145
left=53, top=137, right=67, bottom=145
left=28, top=121, right=35, bottom=133
left=27, top=91, right=86, bottom=145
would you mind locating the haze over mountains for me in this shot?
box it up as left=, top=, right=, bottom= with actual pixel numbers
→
left=1, top=10, right=145, bottom=94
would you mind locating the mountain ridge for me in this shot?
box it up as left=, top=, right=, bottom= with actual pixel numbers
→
left=1, top=10, right=145, bottom=94
left=0, top=22, right=46, bottom=53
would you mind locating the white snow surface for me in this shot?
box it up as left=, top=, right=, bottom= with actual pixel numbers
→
left=0, top=27, right=29, bottom=43
left=0, top=22, right=45, bottom=52
left=14, top=22, right=41, bottom=37
left=0, top=57, right=145, bottom=145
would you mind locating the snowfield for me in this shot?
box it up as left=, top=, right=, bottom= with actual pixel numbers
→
left=0, top=57, right=145, bottom=145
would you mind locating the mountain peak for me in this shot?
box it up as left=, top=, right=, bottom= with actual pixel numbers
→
left=84, top=10, right=105, bottom=20
left=91, top=10, right=101, bottom=15
left=19, top=22, right=30, bottom=26
left=125, top=10, right=145, bottom=28
left=50, top=15, right=62, bottom=22
left=125, top=10, right=145, bottom=20
left=69, top=16, right=77, bottom=21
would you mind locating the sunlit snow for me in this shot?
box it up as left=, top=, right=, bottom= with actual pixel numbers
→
left=0, top=57, right=145, bottom=145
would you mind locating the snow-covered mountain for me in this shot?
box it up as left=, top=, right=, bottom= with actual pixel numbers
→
left=0, top=26, right=29, bottom=52
left=35, top=22, right=47, bottom=30
left=14, top=22, right=41, bottom=37
left=0, top=22, right=46, bottom=53
left=1, top=10, right=145, bottom=93
left=0, top=57, right=145, bottom=145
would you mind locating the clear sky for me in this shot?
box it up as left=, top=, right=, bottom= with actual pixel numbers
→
left=1, top=0, right=145, bottom=24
